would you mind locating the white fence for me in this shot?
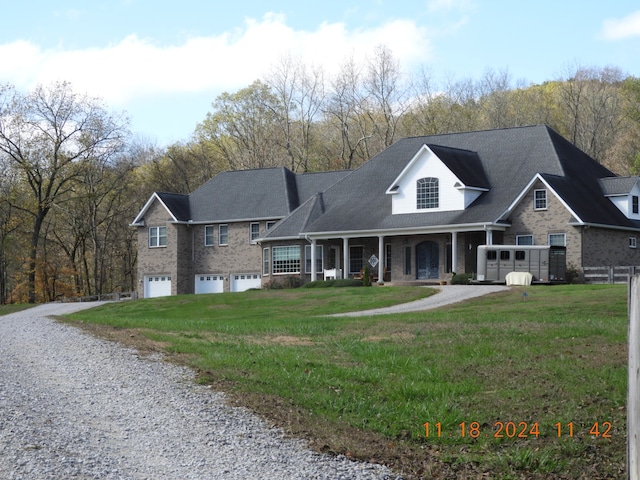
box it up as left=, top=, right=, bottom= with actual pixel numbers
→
left=583, top=266, right=640, bottom=284
left=629, top=275, right=640, bottom=479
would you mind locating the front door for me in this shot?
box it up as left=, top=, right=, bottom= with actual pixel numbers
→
left=416, top=241, right=439, bottom=280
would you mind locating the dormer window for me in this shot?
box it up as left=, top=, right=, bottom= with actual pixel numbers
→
left=633, top=195, right=639, bottom=214
left=417, top=177, right=439, bottom=209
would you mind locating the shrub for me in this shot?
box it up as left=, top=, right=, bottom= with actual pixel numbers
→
left=363, top=265, right=371, bottom=286
left=451, top=272, right=473, bottom=285
left=263, top=275, right=302, bottom=290
left=303, top=279, right=363, bottom=288
left=565, top=264, right=582, bottom=284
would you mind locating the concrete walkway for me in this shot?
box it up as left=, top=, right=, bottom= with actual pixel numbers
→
left=334, top=284, right=510, bottom=317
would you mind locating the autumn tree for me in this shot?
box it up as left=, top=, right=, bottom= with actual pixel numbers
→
left=195, top=81, right=284, bottom=171
left=0, top=82, right=129, bottom=302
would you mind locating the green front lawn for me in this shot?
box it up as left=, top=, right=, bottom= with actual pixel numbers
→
left=65, top=284, right=628, bottom=479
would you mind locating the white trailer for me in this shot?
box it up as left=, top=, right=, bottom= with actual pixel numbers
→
left=476, top=245, right=565, bottom=283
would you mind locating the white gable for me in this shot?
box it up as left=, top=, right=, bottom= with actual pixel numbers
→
left=386, top=144, right=484, bottom=215
left=605, top=180, right=640, bottom=220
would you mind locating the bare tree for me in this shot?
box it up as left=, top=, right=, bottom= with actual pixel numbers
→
left=557, top=65, right=625, bottom=162
left=363, top=45, right=411, bottom=149
left=0, top=82, right=129, bottom=302
left=266, top=55, right=326, bottom=172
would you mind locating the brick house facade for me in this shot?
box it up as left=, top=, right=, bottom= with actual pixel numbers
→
left=132, top=125, right=640, bottom=297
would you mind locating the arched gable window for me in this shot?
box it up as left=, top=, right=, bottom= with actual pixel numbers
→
left=417, top=177, right=439, bottom=209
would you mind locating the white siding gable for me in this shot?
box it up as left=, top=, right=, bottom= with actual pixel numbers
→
left=386, top=144, right=478, bottom=215
left=609, top=181, right=640, bottom=220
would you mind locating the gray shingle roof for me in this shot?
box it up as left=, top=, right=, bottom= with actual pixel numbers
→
left=599, top=176, right=638, bottom=196
left=263, top=125, right=640, bottom=238
left=146, top=167, right=351, bottom=224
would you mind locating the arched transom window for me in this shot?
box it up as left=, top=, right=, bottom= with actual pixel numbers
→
left=417, top=177, right=439, bottom=209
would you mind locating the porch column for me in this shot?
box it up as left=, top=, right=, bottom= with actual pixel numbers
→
left=486, top=229, right=494, bottom=245
left=378, top=235, right=385, bottom=284
left=451, top=232, right=458, bottom=274
left=343, top=237, right=349, bottom=279
left=310, top=238, right=317, bottom=281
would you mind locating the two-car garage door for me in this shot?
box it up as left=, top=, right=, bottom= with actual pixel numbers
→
left=195, top=273, right=261, bottom=294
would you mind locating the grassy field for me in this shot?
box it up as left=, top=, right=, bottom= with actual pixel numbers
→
left=64, top=284, right=627, bottom=479
left=0, top=304, right=33, bottom=316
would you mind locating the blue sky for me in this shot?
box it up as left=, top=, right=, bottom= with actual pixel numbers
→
left=2, top=1, right=640, bottom=146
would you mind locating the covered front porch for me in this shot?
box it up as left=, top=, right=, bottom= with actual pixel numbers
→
left=307, top=226, right=505, bottom=285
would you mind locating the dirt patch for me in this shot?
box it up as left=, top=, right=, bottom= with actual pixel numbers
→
left=248, top=335, right=315, bottom=346
left=362, top=332, right=416, bottom=342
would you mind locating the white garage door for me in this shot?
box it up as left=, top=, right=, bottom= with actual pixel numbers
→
left=144, top=275, right=172, bottom=298
left=195, top=275, right=224, bottom=294
left=230, top=273, right=261, bottom=292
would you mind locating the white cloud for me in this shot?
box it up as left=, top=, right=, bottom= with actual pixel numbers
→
left=0, top=13, right=433, bottom=106
left=601, top=11, right=640, bottom=40
left=427, top=0, right=475, bottom=13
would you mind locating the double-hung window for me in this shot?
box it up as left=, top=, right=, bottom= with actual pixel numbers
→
left=534, top=189, right=547, bottom=210
left=204, top=225, right=215, bottom=246
left=149, top=226, right=167, bottom=247
left=219, top=224, right=229, bottom=246
left=250, top=223, right=260, bottom=243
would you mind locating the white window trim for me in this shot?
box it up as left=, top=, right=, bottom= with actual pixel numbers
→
left=204, top=225, right=215, bottom=246
left=219, top=224, right=229, bottom=246
left=272, top=245, right=301, bottom=275
left=534, top=189, right=548, bottom=210
left=250, top=222, right=260, bottom=244
left=149, top=226, right=167, bottom=248
left=548, top=233, right=566, bottom=247
left=516, top=235, right=534, bottom=245
left=630, top=237, right=637, bottom=249
left=262, top=247, right=270, bottom=275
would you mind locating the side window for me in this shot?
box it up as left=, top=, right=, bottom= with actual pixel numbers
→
left=500, top=251, right=510, bottom=260
left=263, top=248, right=270, bottom=274
left=633, top=196, right=639, bottom=214
left=515, top=250, right=526, bottom=261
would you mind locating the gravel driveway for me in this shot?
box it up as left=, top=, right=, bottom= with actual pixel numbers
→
left=0, top=287, right=508, bottom=479
left=0, top=302, right=398, bottom=480
left=333, top=285, right=510, bottom=317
